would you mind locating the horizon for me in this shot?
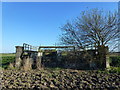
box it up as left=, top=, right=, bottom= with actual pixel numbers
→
left=2, top=2, right=118, bottom=53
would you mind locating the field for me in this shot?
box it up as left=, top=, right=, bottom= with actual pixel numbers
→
left=1, top=69, right=120, bottom=89
left=0, top=53, right=15, bottom=69
left=0, top=53, right=15, bottom=57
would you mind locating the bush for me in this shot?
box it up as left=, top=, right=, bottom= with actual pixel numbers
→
left=109, top=56, right=120, bottom=67
left=108, top=67, right=120, bottom=74
left=96, top=66, right=120, bottom=74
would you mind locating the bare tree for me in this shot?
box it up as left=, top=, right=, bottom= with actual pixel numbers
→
left=60, top=9, right=119, bottom=69
left=60, top=9, right=119, bottom=51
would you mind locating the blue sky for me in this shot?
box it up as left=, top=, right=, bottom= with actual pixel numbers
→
left=2, top=2, right=118, bottom=53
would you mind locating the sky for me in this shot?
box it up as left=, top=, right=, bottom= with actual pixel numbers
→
left=2, top=0, right=120, bottom=2
left=2, top=2, right=118, bottom=53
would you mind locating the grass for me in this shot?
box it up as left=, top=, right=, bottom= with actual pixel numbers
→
left=45, top=67, right=63, bottom=71
left=0, top=53, right=15, bottom=57
left=0, top=53, right=15, bottom=69
left=108, top=67, right=120, bottom=74
left=96, top=67, right=120, bottom=74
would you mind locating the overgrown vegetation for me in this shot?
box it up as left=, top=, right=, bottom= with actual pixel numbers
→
left=108, top=67, right=120, bottom=74
left=0, top=53, right=15, bottom=69
left=97, top=56, right=120, bottom=74
left=109, top=56, right=120, bottom=67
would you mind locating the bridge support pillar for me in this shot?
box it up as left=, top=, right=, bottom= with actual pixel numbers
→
left=15, top=46, right=24, bottom=69
left=97, top=45, right=109, bottom=69
left=36, top=52, right=43, bottom=69
left=23, top=56, right=33, bottom=71
left=106, top=55, right=110, bottom=68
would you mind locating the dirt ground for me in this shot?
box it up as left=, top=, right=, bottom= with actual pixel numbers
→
left=1, top=69, right=120, bottom=89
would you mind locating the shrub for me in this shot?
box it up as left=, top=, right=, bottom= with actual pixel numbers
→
left=109, top=56, right=120, bottom=67
left=108, top=67, right=120, bottom=74
left=97, top=67, right=120, bottom=74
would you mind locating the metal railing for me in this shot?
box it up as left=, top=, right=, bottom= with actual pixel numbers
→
left=23, top=43, right=38, bottom=51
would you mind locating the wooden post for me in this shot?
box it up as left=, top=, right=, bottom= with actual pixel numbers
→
left=15, top=46, right=24, bottom=69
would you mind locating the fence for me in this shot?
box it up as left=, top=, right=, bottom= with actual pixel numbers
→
left=23, top=43, right=38, bottom=51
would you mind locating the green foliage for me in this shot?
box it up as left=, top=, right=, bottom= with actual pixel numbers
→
left=96, top=70, right=106, bottom=74
left=109, top=56, right=120, bottom=67
left=96, top=66, right=120, bottom=74
left=1, top=56, right=15, bottom=69
left=0, top=53, right=15, bottom=57
left=108, top=67, right=120, bottom=74
left=45, top=67, right=63, bottom=71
